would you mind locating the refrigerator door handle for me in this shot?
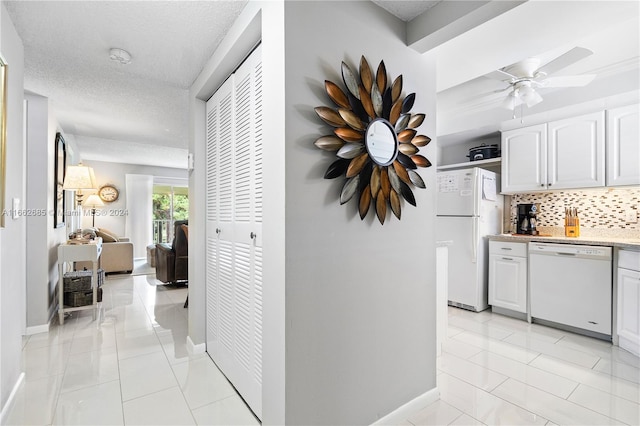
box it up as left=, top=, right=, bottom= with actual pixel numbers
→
left=472, top=216, right=479, bottom=263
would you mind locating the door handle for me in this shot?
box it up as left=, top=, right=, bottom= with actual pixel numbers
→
left=501, top=247, right=512, bottom=251
left=216, top=228, right=221, bottom=234
left=502, top=257, right=513, bottom=261
left=250, top=232, right=257, bottom=240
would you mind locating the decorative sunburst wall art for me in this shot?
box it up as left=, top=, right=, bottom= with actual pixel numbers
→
left=314, top=56, right=432, bottom=225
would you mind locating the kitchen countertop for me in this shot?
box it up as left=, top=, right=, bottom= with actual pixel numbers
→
left=489, top=234, right=640, bottom=249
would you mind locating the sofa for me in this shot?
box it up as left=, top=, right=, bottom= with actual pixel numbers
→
left=76, top=228, right=134, bottom=274
left=156, top=220, right=188, bottom=283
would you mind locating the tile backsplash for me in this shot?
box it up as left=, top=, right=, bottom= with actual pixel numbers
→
left=509, top=187, right=640, bottom=238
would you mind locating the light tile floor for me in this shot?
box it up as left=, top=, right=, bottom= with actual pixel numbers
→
left=5, top=272, right=640, bottom=425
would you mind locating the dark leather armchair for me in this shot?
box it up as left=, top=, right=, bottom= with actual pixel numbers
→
left=156, top=220, right=188, bottom=283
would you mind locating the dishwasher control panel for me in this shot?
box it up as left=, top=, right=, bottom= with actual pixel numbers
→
left=529, top=242, right=612, bottom=259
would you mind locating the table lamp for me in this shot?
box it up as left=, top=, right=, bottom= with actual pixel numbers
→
left=63, top=164, right=97, bottom=204
left=83, top=194, right=104, bottom=227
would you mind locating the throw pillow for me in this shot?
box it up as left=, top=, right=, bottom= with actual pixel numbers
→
left=97, top=228, right=119, bottom=242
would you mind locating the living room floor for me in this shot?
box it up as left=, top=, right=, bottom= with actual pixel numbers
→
left=4, top=272, right=639, bottom=425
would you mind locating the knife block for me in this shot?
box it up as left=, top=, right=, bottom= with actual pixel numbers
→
left=565, top=219, right=580, bottom=237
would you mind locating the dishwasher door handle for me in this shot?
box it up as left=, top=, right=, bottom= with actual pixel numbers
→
left=556, top=252, right=577, bottom=256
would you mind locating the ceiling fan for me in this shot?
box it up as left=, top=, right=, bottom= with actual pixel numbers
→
left=485, top=46, right=597, bottom=109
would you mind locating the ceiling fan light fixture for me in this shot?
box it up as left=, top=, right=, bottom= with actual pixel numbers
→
left=109, top=48, right=131, bottom=65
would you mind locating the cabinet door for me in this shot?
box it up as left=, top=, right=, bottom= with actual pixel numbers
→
left=547, top=111, right=605, bottom=189
left=489, top=254, right=527, bottom=313
left=617, top=267, right=640, bottom=356
left=607, top=104, right=640, bottom=186
left=501, top=124, right=547, bottom=193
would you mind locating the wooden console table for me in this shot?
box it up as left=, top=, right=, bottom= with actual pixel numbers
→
left=57, top=238, right=103, bottom=325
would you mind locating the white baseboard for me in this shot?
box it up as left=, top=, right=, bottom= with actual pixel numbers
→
left=0, top=372, right=25, bottom=424
left=187, top=335, right=206, bottom=355
left=372, top=387, right=440, bottom=425
left=25, top=323, right=49, bottom=335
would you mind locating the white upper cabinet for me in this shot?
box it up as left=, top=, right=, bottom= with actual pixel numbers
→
left=607, top=104, right=640, bottom=187
left=501, top=123, right=547, bottom=193
left=501, top=112, right=605, bottom=193
left=547, top=111, right=605, bottom=190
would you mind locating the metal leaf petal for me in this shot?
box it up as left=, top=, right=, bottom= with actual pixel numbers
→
left=398, top=129, right=417, bottom=143
left=371, top=83, right=383, bottom=117
left=370, top=165, right=381, bottom=198
left=389, top=98, right=403, bottom=125
left=397, top=152, right=417, bottom=170
left=342, top=61, right=360, bottom=100
left=314, top=106, right=346, bottom=127
left=408, top=113, right=425, bottom=129
left=324, top=158, right=350, bottom=179
left=314, top=135, right=345, bottom=152
left=376, top=60, right=387, bottom=94
left=334, top=127, right=363, bottom=143
left=346, top=153, right=370, bottom=178
left=390, top=190, right=401, bottom=220
left=325, top=80, right=350, bottom=109
left=338, top=108, right=365, bottom=131
left=337, top=143, right=365, bottom=159
left=359, top=85, right=376, bottom=119
left=375, top=189, right=387, bottom=225
left=387, top=165, right=402, bottom=193
left=391, top=75, right=403, bottom=104
left=401, top=93, right=416, bottom=114
left=399, top=144, right=418, bottom=156
left=380, top=166, right=391, bottom=198
left=411, top=154, right=432, bottom=168
left=399, top=181, right=416, bottom=206
left=348, top=92, right=369, bottom=123
left=358, top=161, right=373, bottom=193
left=408, top=170, right=426, bottom=188
left=395, top=114, right=410, bottom=133
left=360, top=56, right=373, bottom=93
left=382, top=88, right=392, bottom=119
left=340, top=176, right=360, bottom=205
left=393, top=161, right=412, bottom=185
left=359, top=185, right=371, bottom=220
left=412, top=135, right=432, bottom=147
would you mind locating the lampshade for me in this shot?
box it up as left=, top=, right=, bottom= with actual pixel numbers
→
left=63, top=165, right=97, bottom=190
left=83, top=194, right=104, bottom=208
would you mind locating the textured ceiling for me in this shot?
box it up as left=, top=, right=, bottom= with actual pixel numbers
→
left=5, top=0, right=248, bottom=169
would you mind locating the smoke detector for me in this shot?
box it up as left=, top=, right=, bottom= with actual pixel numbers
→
left=109, top=48, right=131, bottom=65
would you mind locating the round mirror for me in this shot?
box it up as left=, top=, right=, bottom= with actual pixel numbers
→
left=365, top=118, right=398, bottom=166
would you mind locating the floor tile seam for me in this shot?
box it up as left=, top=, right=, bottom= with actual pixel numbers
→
left=493, top=377, right=621, bottom=425
left=440, top=351, right=510, bottom=388
left=486, top=379, right=553, bottom=424
left=554, top=339, right=630, bottom=364
left=572, top=381, right=640, bottom=406
left=452, top=330, right=542, bottom=361
left=121, top=381, right=178, bottom=404
left=466, top=350, right=582, bottom=396
left=565, top=388, right=635, bottom=425
left=503, top=338, right=601, bottom=368
left=59, top=377, right=120, bottom=396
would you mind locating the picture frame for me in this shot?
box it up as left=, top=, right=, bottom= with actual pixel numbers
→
left=54, top=132, right=66, bottom=228
left=0, top=55, right=7, bottom=228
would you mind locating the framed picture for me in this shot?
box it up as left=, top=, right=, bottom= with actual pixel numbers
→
left=0, top=55, right=7, bottom=228
left=54, top=132, right=66, bottom=228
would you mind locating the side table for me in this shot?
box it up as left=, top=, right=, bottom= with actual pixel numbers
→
left=57, top=238, right=103, bottom=325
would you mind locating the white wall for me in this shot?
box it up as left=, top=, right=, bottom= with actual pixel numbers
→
left=82, top=160, right=187, bottom=236
left=0, top=2, right=25, bottom=414
left=282, top=2, right=437, bottom=424
left=191, top=1, right=437, bottom=424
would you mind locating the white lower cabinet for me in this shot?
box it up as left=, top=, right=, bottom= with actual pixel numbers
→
left=617, top=249, right=640, bottom=357
left=489, top=241, right=527, bottom=314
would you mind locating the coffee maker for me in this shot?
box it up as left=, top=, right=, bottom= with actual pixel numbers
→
left=516, top=203, right=539, bottom=235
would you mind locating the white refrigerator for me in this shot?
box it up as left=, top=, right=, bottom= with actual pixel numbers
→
left=436, top=168, right=503, bottom=312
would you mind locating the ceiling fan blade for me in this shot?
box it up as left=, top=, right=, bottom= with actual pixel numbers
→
left=485, top=69, right=518, bottom=82
left=541, top=74, right=596, bottom=87
left=536, top=47, right=593, bottom=76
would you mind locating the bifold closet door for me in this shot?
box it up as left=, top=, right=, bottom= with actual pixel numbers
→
left=205, top=45, right=263, bottom=419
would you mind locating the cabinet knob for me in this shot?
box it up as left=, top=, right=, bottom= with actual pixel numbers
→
left=502, top=257, right=514, bottom=261
left=548, top=183, right=552, bottom=187
left=541, top=184, right=544, bottom=187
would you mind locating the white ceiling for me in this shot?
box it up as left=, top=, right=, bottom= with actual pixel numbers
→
left=5, top=0, right=248, bottom=169
left=5, top=1, right=639, bottom=166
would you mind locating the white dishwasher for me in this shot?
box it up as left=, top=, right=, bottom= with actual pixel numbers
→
left=529, top=242, right=612, bottom=337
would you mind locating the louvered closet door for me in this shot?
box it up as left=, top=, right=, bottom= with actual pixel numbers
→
left=205, top=44, right=263, bottom=420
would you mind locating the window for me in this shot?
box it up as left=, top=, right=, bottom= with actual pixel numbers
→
left=153, top=184, right=189, bottom=243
